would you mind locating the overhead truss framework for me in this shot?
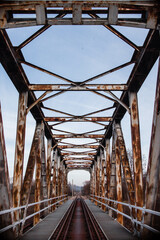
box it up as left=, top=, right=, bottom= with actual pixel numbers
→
left=0, top=0, right=160, bottom=237
left=0, top=0, right=160, bottom=29
left=0, top=0, right=160, bottom=171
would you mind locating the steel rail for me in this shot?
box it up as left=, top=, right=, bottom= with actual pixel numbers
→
left=49, top=198, right=77, bottom=240
left=81, top=198, right=107, bottom=240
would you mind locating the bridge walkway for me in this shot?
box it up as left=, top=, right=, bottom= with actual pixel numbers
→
left=20, top=199, right=136, bottom=240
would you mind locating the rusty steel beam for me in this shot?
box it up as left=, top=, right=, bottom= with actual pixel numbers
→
left=114, top=122, right=135, bottom=206
left=143, top=57, right=160, bottom=237
left=97, top=156, right=101, bottom=203
left=0, top=29, right=55, bottom=140
left=0, top=104, right=13, bottom=239
left=113, top=123, right=123, bottom=225
left=90, top=167, right=93, bottom=200
left=61, top=152, right=96, bottom=156
left=105, top=139, right=111, bottom=201
left=52, top=134, right=104, bottom=139
left=33, top=123, right=43, bottom=225
left=45, top=117, right=112, bottom=122
left=81, top=61, right=134, bottom=85
left=58, top=144, right=99, bottom=149
left=12, top=91, right=28, bottom=235
left=109, top=132, right=116, bottom=218
left=29, top=84, right=128, bottom=91
left=65, top=161, right=92, bottom=165
left=129, top=91, right=143, bottom=226
left=40, top=123, right=48, bottom=216
left=21, top=60, right=76, bottom=85
left=100, top=149, right=106, bottom=211
left=46, top=138, right=52, bottom=210
left=1, top=2, right=159, bottom=29
left=20, top=123, right=41, bottom=233
left=101, top=30, right=160, bottom=145
left=68, top=166, right=90, bottom=170
left=51, top=150, right=57, bottom=211
left=16, top=25, right=51, bottom=50
left=57, top=157, right=61, bottom=205
left=63, top=157, right=94, bottom=161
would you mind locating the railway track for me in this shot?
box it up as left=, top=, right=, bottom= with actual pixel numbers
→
left=50, top=197, right=107, bottom=240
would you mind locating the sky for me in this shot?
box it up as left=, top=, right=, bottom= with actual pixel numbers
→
left=0, top=23, right=159, bottom=186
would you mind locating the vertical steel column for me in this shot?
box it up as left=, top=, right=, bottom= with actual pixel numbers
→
left=20, top=123, right=41, bottom=233
left=105, top=138, right=111, bottom=201
left=12, top=92, right=28, bottom=235
left=65, top=168, right=68, bottom=199
left=101, top=149, right=106, bottom=211
left=115, top=122, right=135, bottom=205
left=41, top=124, right=48, bottom=216
left=0, top=104, right=13, bottom=239
left=46, top=138, right=52, bottom=211
left=97, top=156, right=100, bottom=205
left=33, top=122, right=42, bottom=225
left=57, top=156, right=61, bottom=199
left=115, top=122, right=136, bottom=228
left=94, top=161, right=98, bottom=205
left=109, top=133, right=117, bottom=218
left=113, top=122, right=123, bottom=225
left=90, top=166, right=94, bottom=201
left=143, top=57, right=160, bottom=237
left=129, top=91, right=143, bottom=225
left=59, top=160, right=63, bottom=204
left=51, top=149, right=57, bottom=211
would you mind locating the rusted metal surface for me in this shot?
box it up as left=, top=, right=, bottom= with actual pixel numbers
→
left=114, top=122, right=135, bottom=205
left=96, top=156, right=100, bottom=205
left=100, top=149, right=106, bottom=211
left=0, top=1, right=159, bottom=29
left=20, top=123, right=41, bottom=233
left=109, top=133, right=116, bottom=218
left=62, top=152, right=96, bottom=156
left=0, top=2, right=160, bottom=237
left=52, top=134, right=104, bottom=138
left=34, top=123, right=42, bottom=225
left=45, top=117, right=112, bottom=122
left=143, top=57, right=160, bottom=237
left=0, top=104, right=13, bottom=239
left=129, top=92, right=143, bottom=225
left=12, top=91, right=28, bottom=235
left=113, top=122, right=123, bottom=225
left=51, top=150, right=57, bottom=211
left=105, top=139, right=111, bottom=202
left=29, top=84, right=128, bottom=91
left=58, top=144, right=99, bottom=149
left=40, top=123, right=48, bottom=215
left=46, top=139, right=52, bottom=210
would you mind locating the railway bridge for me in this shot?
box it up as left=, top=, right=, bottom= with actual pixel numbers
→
left=0, top=1, right=160, bottom=239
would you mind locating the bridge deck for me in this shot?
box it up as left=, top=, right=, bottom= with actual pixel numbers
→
left=85, top=199, right=136, bottom=240
left=20, top=200, right=73, bottom=240
left=20, top=198, right=136, bottom=240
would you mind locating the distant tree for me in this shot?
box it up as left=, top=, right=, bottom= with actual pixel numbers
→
left=81, top=181, right=90, bottom=196
left=67, top=182, right=72, bottom=196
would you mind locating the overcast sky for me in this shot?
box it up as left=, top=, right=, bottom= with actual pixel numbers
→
left=0, top=24, right=158, bottom=186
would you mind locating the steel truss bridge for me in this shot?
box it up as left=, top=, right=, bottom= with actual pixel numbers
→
left=0, top=0, right=160, bottom=239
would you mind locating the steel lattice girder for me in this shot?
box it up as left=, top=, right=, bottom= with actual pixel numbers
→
left=0, top=1, right=160, bottom=29
left=0, top=1, right=160, bottom=171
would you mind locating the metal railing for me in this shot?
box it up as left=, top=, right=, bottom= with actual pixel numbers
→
left=90, top=194, right=160, bottom=234
left=0, top=194, right=68, bottom=234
